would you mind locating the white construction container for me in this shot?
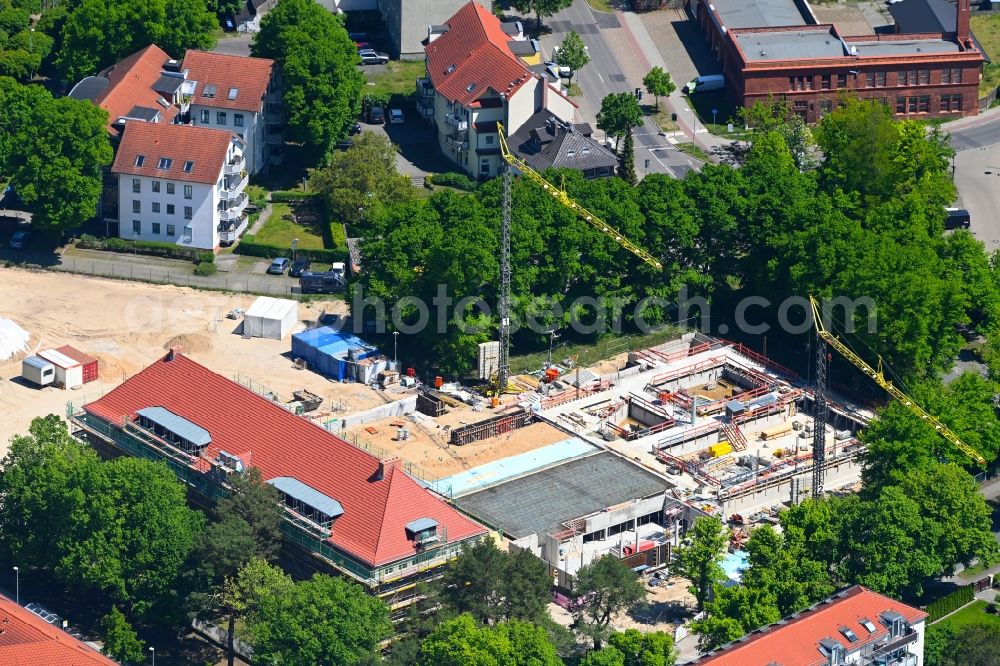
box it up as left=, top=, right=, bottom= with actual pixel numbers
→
left=37, top=348, right=84, bottom=389
left=243, top=297, right=299, bottom=340
left=21, top=356, right=55, bottom=387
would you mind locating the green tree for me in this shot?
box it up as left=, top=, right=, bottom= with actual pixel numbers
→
left=252, top=0, right=364, bottom=160
left=310, top=131, right=413, bottom=228
left=619, top=130, right=636, bottom=185
left=668, top=516, right=727, bottom=612
left=735, top=97, right=817, bottom=170
left=574, top=555, right=646, bottom=647
left=692, top=584, right=780, bottom=651
left=742, top=525, right=834, bottom=616
left=214, top=466, right=284, bottom=562
left=416, top=614, right=563, bottom=666
left=581, top=646, right=627, bottom=666
left=439, top=539, right=551, bottom=625
left=222, top=559, right=294, bottom=666
left=927, top=622, right=1000, bottom=666
left=0, top=82, right=113, bottom=233
left=510, top=0, right=573, bottom=34
left=642, top=67, right=675, bottom=111
left=101, top=606, right=146, bottom=664
left=606, top=629, right=677, bottom=666
left=247, top=573, right=391, bottom=665
left=555, top=30, right=588, bottom=88
left=597, top=92, right=644, bottom=150
left=160, top=0, right=218, bottom=57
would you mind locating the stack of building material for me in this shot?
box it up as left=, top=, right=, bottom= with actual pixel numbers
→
left=0, top=317, right=30, bottom=360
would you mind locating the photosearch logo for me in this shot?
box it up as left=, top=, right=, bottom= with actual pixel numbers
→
left=340, top=285, right=877, bottom=337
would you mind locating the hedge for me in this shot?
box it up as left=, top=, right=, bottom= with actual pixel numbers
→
left=270, top=190, right=322, bottom=203
left=238, top=235, right=349, bottom=263
left=77, top=234, right=201, bottom=262
left=330, top=223, right=348, bottom=249
left=194, top=261, right=217, bottom=276
left=927, top=585, right=974, bottom=621
left=430, top=172, right=476, bottom=191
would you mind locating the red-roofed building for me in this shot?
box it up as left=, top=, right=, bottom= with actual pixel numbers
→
left=72, top=351, right=487, bottom=604
left=689, top=585, right=927, bottom=666
left=418, top=2, right=577, bottom=180
left=181, top=50, right=283, bottom=176
left=0, top=594, right=118, bottom=666
left=111, top=122, right=249, bottom=250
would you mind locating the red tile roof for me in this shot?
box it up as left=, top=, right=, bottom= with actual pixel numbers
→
left=111, top=122, right=235, bottom=185
left=693, top=586, right=927, bottom=666
left=426, top=2, right=535, bottom=106
left=181, top=50, right=276, bottom=112
left=83, top=352, right=486, bottom=567
left=0, top=595, right=118, bottom=665
left=90, top=45, right=178, bottom=137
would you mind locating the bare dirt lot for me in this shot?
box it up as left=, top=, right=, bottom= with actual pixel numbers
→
left=0, top=268, right=389, bottom=455
left=344, top=414, right=570, bottom=478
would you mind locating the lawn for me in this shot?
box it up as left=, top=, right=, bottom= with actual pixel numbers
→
left=675, top=142, right=711, bottom=162
left=364, top=59, right=427, bottom=100
left=972, top=14, right=1000, bottom=96
left=682, top=91, right=741, bottom=135
left=252, top=202, right=326, bottom=250
left=931, top=600, right=1000, bottom=632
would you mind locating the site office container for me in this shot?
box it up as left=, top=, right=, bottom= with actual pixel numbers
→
left=55, top=345, right=99, bottom=384
left=37, top=348, right=84, bottom=389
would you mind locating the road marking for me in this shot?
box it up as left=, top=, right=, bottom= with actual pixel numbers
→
left=597, top=73, right=604, bottom=83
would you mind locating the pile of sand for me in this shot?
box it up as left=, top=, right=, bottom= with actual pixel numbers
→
left=0, top=317, right=29, bottom=360
left=162, top=333, right=212, bottom=354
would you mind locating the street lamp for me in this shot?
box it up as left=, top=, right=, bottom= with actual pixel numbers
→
left=149, top=646, right=155, bottom=666
left=291, top=238, right=298, bottom=263
left=12, top=566, right=18, bottom=605
left=684, top=106, right=696, bottom=137
left=392, top=331, right=398, bottom=365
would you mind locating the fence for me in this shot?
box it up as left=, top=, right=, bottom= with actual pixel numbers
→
left=48, top=257, right=307, bottom=298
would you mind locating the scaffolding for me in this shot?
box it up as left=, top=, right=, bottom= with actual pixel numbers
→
left=449, top=409, right=535, bottom=446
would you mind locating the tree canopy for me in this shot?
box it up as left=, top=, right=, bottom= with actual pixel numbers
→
left=668, top=516, right=728, bottom=612
left=252, top=0, right=364, bottom=160
left=509, top=0, right=573, bottom=33
left=642, top=67, right=675, bottom=111
left=597, top=92, right=644, bottom=146
left=416, top=613, right=563, bottom=666
left=555, top=30, right=588, bottom=88
left=574, top=555, right=646, bottom=647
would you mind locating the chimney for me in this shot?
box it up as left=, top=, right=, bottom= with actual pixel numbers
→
left=375, top=457, right=400, bottom=480
left=956, top=0, right=971, bottom=48
left=165, top=345, right=183, bottom=361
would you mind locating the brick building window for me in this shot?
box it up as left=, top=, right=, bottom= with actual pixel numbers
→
left=941, top=94, right=964, bottom=112
left=918, top=69, right=930, bottom=85
left=819, top=100, right=833, bottom=115
left=918, top=96, right=930, bottom=112
left=898, top=71, right=918, bottom=86
left=821, top=74, right=831, bottom=90
left=789, top=76, right=812, bottom=91
left=942, top=68, right=962, bottom=84
left=865, top=71, right=887, bottom=88
left=837, top=73, right=847, bottom=88
left=896, top=97, right=906, bottom=114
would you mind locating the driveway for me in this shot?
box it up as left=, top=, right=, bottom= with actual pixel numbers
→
left=361, top=121, right=452, bottom=179
left=213, top=32, right=253, bottom=57
left=539, top=0, right=703, bottom=179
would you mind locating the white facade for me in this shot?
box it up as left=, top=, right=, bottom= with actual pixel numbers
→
left=188, top=102, right=275, bottom=176
left=117, top=138, right=248, bottom=250
left=422, top=75, right=576, bottom=180
left=37, top=349, right=84, bottom=390
left=244, top=297, right=299, bottom=339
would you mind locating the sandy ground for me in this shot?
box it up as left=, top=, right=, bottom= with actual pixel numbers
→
left=547, top=574, right=696, bottom=635
left=0, top=268, right=377, bottom=456
left=344, top=415, right=571, bottom=478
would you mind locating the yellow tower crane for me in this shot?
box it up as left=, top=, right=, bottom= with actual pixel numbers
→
left=808, top=296, right=986, bottom=466
left=488, top=124, right=662, bottom=396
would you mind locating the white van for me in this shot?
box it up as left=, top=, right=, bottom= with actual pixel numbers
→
left=684, top=74, right=725, bottom=94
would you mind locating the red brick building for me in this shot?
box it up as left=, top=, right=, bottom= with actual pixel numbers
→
left=687, top=0, right=984, bottom=122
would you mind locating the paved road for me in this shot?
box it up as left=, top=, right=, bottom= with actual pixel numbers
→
left=950, top=109, right=1000, bottom=250
left=541, top=0, right=701, bottom=179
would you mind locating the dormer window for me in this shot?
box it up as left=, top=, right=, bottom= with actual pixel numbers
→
left=405, top=517, right=439, bottom=546
left=228, top=87, right=239, bottom=100
left=135, top=155, right=145, bottom=167
left=838, top=626, right=858, bottom=643
left=183, top=161, right=194, bottom=173
left=203, top=84, right=217, bottom=98
left=879, top=611, right=907, bottom=638
left=267, top=476, right=343, bottom=535
left=157, top=157, right=173, bottom=170
left=466, top=83, right=476, bottom=93
left=860, top=618, right=877, bottom=634
left=136, top=406, right=211, bottom=456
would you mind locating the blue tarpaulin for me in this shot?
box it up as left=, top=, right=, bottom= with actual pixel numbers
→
left=291, top=327, right=381, bottom=381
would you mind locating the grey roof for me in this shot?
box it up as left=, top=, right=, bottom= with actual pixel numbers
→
left=68, top=76, right=110, bottom=102
left=734, top=28, right=845, bottom=61
left=152, top=74, right=184, bottom=95
left=22, top=356, right=53, bottom=370
left=849, top=37, right=960, bottom=57
left=124, top=106, right=161, bottom=122
left=268, top=476, right=345, bottom=518
left=889, top=0, right=954, bottom=34
left=137, top=406, right=212, bottom=446
left=508, top=112, right=618, bottom=175
left=405, top=517, right=439, bottom=533
left=454, top=451, right=669, bottom=539
left=710, top=0, right=811, bottom=30
left=501, top=21, right=521, bottom=35
left=507, top=40, right=538, bottom=56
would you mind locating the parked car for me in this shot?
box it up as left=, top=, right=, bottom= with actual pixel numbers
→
left=350, top=121, right=362, bottom=135
left=267, top=257, right=290, bottom=275
left=359, top=50, right=389, bottom=65
left=388, top=108, right=404, bottom=124
left=544, top=60, right=571, bottom=78
left=9, top=231, right=30, bottom=249
left=330, top=261, right=346, bottom=279
left=289, top=257, right=311, bottom=277
left=368, top=106, right=385, bottom=124
left=684, top=74, right=725, bottom=94
left=945, top=208, right=971, bottom=230
left=300, top=271, right=346, bottom=294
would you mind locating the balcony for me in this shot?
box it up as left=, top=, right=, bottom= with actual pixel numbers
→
left=863, top=631, right=919, bottom=663
left=219, top=192, right=248, bottom=221
left=218, top=214, right=249, bottom=245
left=444, top=134, right=468, bottom=152
left=223, top=171, right=249, bottom=195
left=416, top=98, right=434, bottom=119
left=416, top=77, right=434, bottom=98
left=445, top=113, right=468, bottom=130
left=265, top=125, right=283, bottom=144
left=224, top=154, right=245, bottom=175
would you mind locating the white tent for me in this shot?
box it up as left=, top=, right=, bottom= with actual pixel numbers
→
left=243, top=297, right=299, bottom=340
left=0, top=317, right=30, bottom=360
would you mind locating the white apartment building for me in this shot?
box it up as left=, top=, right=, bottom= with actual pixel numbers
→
left=182, top=50, right=282, bottom=175
left=418, top=1, right=575, bottom=179
left=112, top=122, right=249, bottom=250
